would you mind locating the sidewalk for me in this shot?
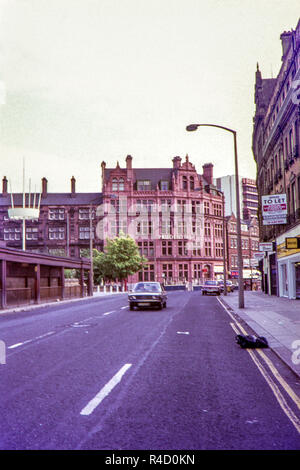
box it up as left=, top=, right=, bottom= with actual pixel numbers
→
left=220, top=290, right=300, bottom=378
left=0, top=290, right=127, bottom=315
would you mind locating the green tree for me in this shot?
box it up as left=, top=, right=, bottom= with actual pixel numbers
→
left=93, top=234, right=147, bottom=284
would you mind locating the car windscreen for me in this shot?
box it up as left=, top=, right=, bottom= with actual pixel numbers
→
left=133, top=283, right=161, bottom=292
left=205, top=281, right=217, bottom=285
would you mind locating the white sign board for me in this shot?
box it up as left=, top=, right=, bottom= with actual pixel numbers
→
left=253, top=251, right=265, bottom=260
left=263, top=216, right=287, bottom=225
left=262, top=194, right=287, bottom=217
left=259, top=242, right=273, bottom=252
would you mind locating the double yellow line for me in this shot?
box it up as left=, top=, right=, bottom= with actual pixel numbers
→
left=217, top=297, right=300, bottom=435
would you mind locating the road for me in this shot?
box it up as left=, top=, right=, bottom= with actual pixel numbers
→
left=0, top=291, right=299, bottom=450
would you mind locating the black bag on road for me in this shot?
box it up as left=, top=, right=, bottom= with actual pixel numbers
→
left=236, top=334, right=269, bottom=349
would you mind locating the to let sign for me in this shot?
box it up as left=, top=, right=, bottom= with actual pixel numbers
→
left=262, top=194, right=287, bottom=217
left=262, top=194, right=287, bottom=226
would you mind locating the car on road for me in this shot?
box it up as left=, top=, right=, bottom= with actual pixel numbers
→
left=202, top=280, right=222, bottom=296
left=128, top=282, right=168, bottom=310
left=217, top=280, right=235, bottom=293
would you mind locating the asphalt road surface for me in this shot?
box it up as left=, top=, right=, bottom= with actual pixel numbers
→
left=0, top=291, right=299, bottom=450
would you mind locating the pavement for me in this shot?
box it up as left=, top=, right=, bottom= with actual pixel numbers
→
left=219, top=290, right=300, bottom=378
left=1, top=288, right=300, bottom=378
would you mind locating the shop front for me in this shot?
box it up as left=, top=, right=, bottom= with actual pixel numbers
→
left=277, top=230, right=300, bottom=299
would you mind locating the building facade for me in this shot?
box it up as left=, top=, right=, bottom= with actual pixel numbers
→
left=226, top=213, right=260, bottom=287
left=252, top=19, right=300, bottom=299
left=101, top=155, right=226, bottom=285
left=0, top=176, right=103, bottom=258
left=214, top=175, right=258, bottom=220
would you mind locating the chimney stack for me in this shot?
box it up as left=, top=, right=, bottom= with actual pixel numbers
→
left=101, top=161, right=106, bottom=190
left=126, top=154, right=132, bottom=170
left=280, top=31, right=293, bottom=58
left=71, top=176, right=76, bottom=197
left=172, top=156, right=182, bottom=169
left=42, top=177, right=48, bottom=198
left=2, top=176, right=8, bottom=196
left=202, top=163, right=213, bottom=185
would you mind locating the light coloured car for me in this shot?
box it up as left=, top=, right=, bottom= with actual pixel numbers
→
left=202, top=280, right=221, bottom=296
left=128, top=282, right=168, bottom=310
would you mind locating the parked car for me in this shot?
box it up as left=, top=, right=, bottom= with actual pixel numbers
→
left=217, top=280, right=234, bottom=293
left=202, top=280, right=221, bottom=296
left=128, top=282, right=167, bottom=310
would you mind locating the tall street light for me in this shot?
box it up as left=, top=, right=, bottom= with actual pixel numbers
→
left=186, top=123, right=245, bottom=308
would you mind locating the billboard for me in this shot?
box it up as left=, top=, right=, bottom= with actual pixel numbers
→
left=262, top=194, right=287, bottom=225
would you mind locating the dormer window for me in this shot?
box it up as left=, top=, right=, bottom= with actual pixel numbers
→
left=112, top=177, right=125, bottom=191
left=182, top=176, right=187, bottom=190
left=137, top=180, right=151, bottom=191
left=160, top=180, right=169, bottom=191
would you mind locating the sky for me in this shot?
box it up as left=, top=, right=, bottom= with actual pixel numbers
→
left=0, top=0, right=299, bottom=194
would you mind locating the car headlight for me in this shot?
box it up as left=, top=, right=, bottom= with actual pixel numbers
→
left=129, top=295, right=136, bottom=300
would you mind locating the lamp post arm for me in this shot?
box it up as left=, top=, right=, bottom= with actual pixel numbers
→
left=186, top=123, right=236, bottom=135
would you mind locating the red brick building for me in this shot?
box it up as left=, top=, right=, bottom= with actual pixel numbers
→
left=100, top=155, right=225, bottom=284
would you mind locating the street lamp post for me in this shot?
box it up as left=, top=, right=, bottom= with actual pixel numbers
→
left=222, top=192, right=227, bottom=296
left=186, top=123, right=244, bottom=308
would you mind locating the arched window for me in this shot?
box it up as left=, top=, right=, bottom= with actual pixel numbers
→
left=112, top=178, right=118, bottom=191
left=190, top=176, right=194, bottom=190
left=119, top=178, right=125, bottom=191
left=182, top=176, right=187, bottom=190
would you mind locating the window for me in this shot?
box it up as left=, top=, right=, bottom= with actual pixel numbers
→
left=192, top=242, right=201, bottom=256
left=204, top=241, right=211, bottom=256
left=162, top=240, right=172, bottom=256
left=139, top=264, right=155, bottom=282
left=49, top=227, right=65, bottom=240
left=137, top=180, right=151, bottom=191
left=190, top=176, right=195, bottom=190
left=119, top=178, right=125, bottom=191
left=49, top=208, right=65, bottom=220
left=161, top=199, right=172, bottom=212
left=193, top=264, right=202, bottom=279
left=178, top=263, right=188, bottom=281
left=182, top=176, right=188, bottom=190
left=213, top=203, right=222, bottom=216
left=4, top=227, right=21, bottom=240
left=136, top=220, right=152, bottom=236
left=26, top=227, right=38, bottom=240
left=215, top=224, right=223, bottom=238
left=177, top=199, right=186, bottom=214
left=138, top=241, right=154, bottom=257
left=178, top=240, right=188, bottom=256
left=192, top=220, right=201, bottom=236
left=162, top=263, right=173, bottom=282
left=160, top=180, right=169, bottom=191
left=177, top=220, right=186, bottom=237
left=112, top=178, right=118, bottom=191
left=215, top=242, right=223, bottom=257
left=204, top=201, right=210, bottom=215
left=192, top=200, right=200, bottom=214
left=112, top=178, right=125, bottom=191
left=109, top=219, right=118, bottom=237
left=230, top=237, right=237, bottom=248
left=161, top=219, right=172, bottom=236
left=204, top=222, right=211, bottom=236
left=79, top=208, right=94, bottom=219
left=79, top=226, right=94, bottom=240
